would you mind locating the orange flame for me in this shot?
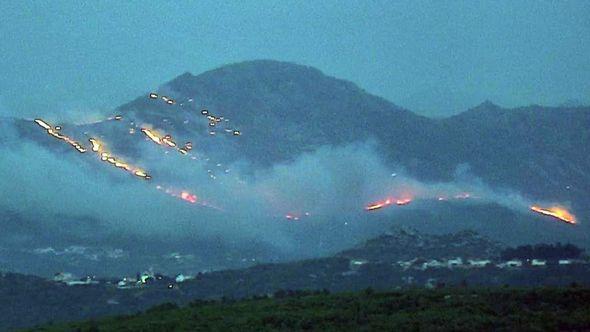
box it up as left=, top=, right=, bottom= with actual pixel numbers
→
left=365, top=197, right=412, bottom=211
left=530, top=205, right=576, bottom=224
left=34, top=119, right=87, bottom=153
left=89, top=138, right=151, bottom=180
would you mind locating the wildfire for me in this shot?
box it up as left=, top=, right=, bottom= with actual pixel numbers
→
left=530, top=205, right=576, bottom=225
left=454, top=192, right=471, bottom=199
left=365, top=197, right=412, bottom=211
left=155, top=185, right=199, bottom=204
left=141, top=128, right=162, bottom=145
left=88, top=138, right=151, bottom=180
left=141, top=127, right=191, bottom=156
left=34, top=119, right=87, bottom=153
left=284, top=212, right=311, bottom=221
left=180, top=191, right=198, bottom=203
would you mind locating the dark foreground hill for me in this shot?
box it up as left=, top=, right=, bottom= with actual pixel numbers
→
left=3, top=229, right=590, bottom=331
left=30, top=287, right=590, bottom=332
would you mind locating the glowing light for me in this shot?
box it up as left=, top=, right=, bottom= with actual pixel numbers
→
left=34, top=119, right=87, bottom=153
left=365, top=196, right=412, bottom=211
left=395, top=198, right=412, bottom=206
left=88, top=138, right=151, bottom=180
left=180, top=191, right=198, bottom=204
left=454, top=193, right=471, bottom=199
left=141, top=128, right=162, bottom=145
left=141, top=127, right=191, bottom=156
left=531, top=205, right=576, bottom=224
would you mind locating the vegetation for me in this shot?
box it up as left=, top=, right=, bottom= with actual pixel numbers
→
left=30, top=287, right=590, bottom=331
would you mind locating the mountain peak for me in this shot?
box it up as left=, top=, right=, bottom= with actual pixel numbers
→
left=473, top=100, right=501, bottom=111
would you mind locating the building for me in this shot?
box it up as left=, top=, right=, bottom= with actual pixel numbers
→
left=447, top=258, right=463, bottom=268
left=349, top=259, right=369, bottom=270
left=468, top=259, right=491, bottom=268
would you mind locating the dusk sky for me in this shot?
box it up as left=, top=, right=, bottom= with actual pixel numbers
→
left=1, top=1, right=589, bottom=119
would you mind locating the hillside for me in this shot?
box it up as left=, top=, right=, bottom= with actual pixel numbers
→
left=3, top=229, right=590, bottom=331
left=30, top=287, right=590, bottom=331
left=15, top=60, right=590, bottom=206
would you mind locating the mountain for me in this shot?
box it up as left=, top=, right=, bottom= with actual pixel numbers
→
left=2, top=60, right=589, bottom=277
left=11, top=60, right=589, bottom=205
left=111, top=60, right=590, bottom=205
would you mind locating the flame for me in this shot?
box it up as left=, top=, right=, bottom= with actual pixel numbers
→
left=530, top=205, right=576, bottom=224
left=141, top=127, right=190, bottom=156
left=395, top=198, right=412, bottom=206
left=284, top=211, right=311, bottom=221
left=89, top=138, right=151, bottom=180
left=454, top=192, right=471, bottom=199
left=180, top=191, right=198, bottom=203
left=141, top=128, right=162, bottom=145
left=155, top=186, right=203, bottom=206
left=365, top=196, right=412, bottom=211
left=34, top=119, right=87, bottom=153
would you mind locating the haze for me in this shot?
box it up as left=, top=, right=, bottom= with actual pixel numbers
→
left=1, top=1, right=589, bottom=120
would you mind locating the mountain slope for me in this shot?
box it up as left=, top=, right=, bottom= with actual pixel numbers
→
left=116, top=61, right=590, bottom=205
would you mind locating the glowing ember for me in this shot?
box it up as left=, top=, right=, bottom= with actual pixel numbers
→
left=180, top=191, right=198, bottom=204
left=155, top=186, right=202, bottom=206
left=366, top=197, right=412, bottom=211
left=530, top=205, right=576, bottom=224
left=285, top=214, right=299, bottom=221
left=34, top=119, right=87, bottom=153
left=454, top=193, right=471, bottom=199
left=395, top=198, right=412, bottom=206
left=141, top=128, right=191, bottom=156
left=141, top=128, right=162, bottom=145
left=88, top=138, right=151, bottom=180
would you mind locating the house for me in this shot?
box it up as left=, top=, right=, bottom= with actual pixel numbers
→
left=349, top=259, right=369, bottom=270
left=64, top=276, right=99, bottom=286
left=447, top=258, right=463, bottom=268
left=175, top=274, right=194, bottom=283
left=468, top=259, right=491, bottom=268
left=500, top=260, right=523, bottom=268
left=422, top=259, right=446, bottom=269
left=53, top=272, right=75, bottom=283
left=117, top=277, right=139, bottom=289
left=396, top=259, right=416, bottom=270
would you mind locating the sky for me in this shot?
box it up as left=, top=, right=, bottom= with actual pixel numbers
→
left=1, top=0, right=589, bottom=119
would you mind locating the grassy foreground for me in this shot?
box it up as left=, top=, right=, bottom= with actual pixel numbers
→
left=30, top=287, right=590, bottom=331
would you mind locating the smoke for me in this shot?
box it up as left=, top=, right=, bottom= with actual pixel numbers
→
left=0, top=132, right=580, bottom=276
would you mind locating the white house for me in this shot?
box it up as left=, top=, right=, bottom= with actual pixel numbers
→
left=175, top=274, right=194, bottom=283
left=504, top=260, right=523, bottom=268
left=423, top=259, right=446, bottom=269
left=349, top=259, right=369, bottom=270
left=447, top=258, right=463, bottom=268
left=396, top=259, right=416, bottom=270
left=53, top=272, right=75, bottom=283
left=468, top=259, right=491, bottom=268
